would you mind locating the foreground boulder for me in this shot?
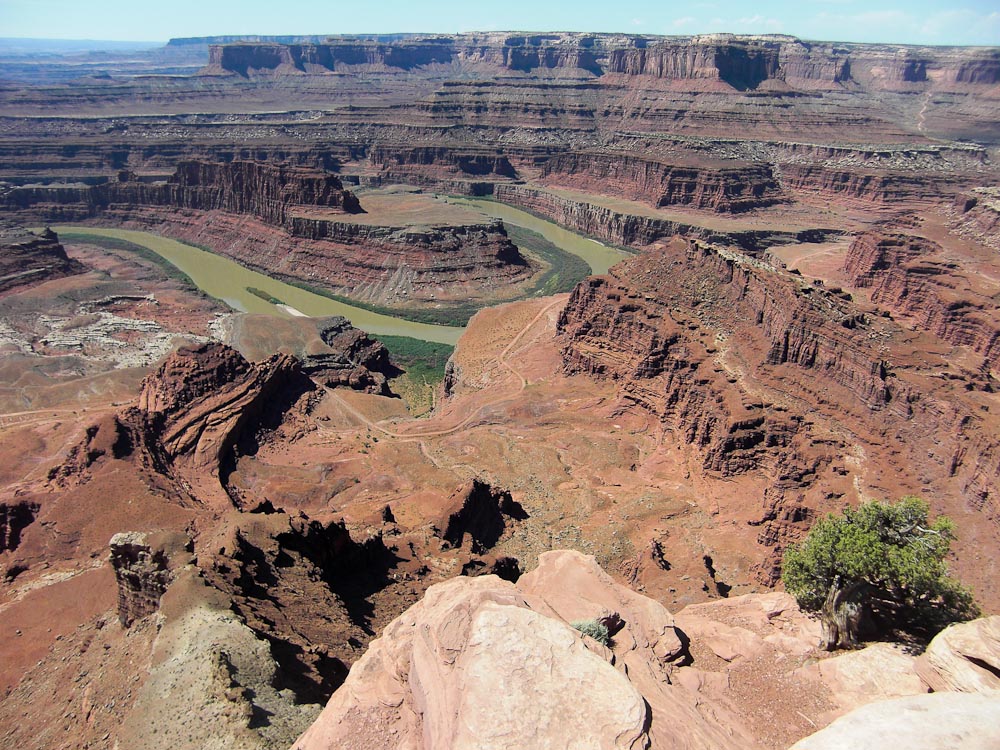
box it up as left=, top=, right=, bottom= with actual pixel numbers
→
left=789, top=692, right=1000, bottom=750
left=292, top=550, right=758, bottom=750
left=916, top=615, right=1000, bottom=693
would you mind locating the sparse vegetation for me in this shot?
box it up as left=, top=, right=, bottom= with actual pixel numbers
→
left=375, top=335, right=454, bottom=415
left=285, top=279, right=481, bottom=327
left=571, top=619, right=612, bottom=647
left=782, top=496, right=979, bottom=650
left=246, top=287, right=285, bottom=306
left=505, top=224, right=591, bottom=296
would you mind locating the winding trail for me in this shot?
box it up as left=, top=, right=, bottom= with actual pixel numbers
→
left=324, top=296, right=566, bottom=441
left=916, top=91, right=931, bottom=135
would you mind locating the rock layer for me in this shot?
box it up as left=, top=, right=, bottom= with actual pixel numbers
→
left=3, top=162, right=533, bottom=305
left=915, top=616, right=1000, bottom=693
left=0, top=224, right=85, bottom=295
left=845, top=229, right=1000, bottom=372
left=790, top=693, right=1000, bottom=750
left=206, top=33, right=1000, bottom=95
left=557, top=237, right=1000, bottom=594
left=540, top=151, right=786, bottom=213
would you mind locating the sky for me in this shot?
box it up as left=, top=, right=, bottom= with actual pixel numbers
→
left=1, top=0, right=998, bottom=46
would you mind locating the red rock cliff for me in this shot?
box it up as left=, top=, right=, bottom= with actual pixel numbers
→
left=845, top=230, right=1000, bottom=373
left=558, top=238, right=1000, bottom=592
left=204, top=33, right=1000, bottom=94
left=540, top=152, right=785, bottom=212
left=0, top=224, right=85, bottom=295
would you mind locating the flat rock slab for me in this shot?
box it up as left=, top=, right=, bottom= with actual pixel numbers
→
left=790, top=692, right=1000, bottom=750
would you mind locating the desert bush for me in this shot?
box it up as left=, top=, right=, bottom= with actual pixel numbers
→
left=571, top=619, right=611, bottom=647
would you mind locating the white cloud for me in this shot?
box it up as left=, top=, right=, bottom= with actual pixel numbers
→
left=802, top=6, right=1000, bottom=45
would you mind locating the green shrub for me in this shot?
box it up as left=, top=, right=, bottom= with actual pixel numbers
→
left=571, top=619, right=611, bottom=647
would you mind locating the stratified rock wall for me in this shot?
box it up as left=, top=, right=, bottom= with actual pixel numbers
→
left=205, top=33, right=1000, bottom=95
left=0, top=225, right=85, bottom=295
left=845, top=230, right=1000, bottom=372
left=492, top=184, right=826, bottom=251
left=3, top=160, right=362, bottom=225
left=558, top=238, right=1000, bottom=591
left=778, top=164, right=970, bottom=205
left=540, top=152, right=786, bottom=212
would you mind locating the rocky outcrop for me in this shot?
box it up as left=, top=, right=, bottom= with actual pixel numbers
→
left=109, top=531, right=189, bottom=627
left=540, top=152, right=786, bottom=213
left=292, top=550, right=762, bottom=750
left=790, top=692, right=1000, bottom=750
left=954, top=188, right=1000, bottom=251
left=200, top=510, right=402, bottom=702
left=49, top=343, right=315, bottom=508
left=845, top=230, right=1000, bottom=372
left=128, top=342, right=314, bottom=506
left=0, top=224, right=84, bottom=295
left=0, top=501, right=39, bottom=553
left=915, top=616, right=1000, bottom=693
left=117, top=571, right=323, bottom=750
left=557, top=237, right=1000, bottom=590
left=435, top=478, right=527, bottom=553
left=300, top=317, right=399, bottom=394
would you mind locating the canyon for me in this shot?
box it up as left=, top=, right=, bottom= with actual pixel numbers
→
left=1, top=29, right=999, bottom=750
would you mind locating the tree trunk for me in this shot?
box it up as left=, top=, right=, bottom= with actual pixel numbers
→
left=820, top=580, right=869, bottom=650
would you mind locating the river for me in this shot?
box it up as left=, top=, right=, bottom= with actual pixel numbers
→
left=452, top=197, right=630, bottom=275
left=53, top=202, right=630, bottom=346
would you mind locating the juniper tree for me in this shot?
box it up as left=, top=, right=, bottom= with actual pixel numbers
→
left=782, top=496, right=978, bottom=650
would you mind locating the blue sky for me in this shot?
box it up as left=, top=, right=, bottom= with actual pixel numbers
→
left=1, top=0, right=998, bottom=46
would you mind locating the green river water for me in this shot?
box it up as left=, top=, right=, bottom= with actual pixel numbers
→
left=450, top=198, right=630, bottom=276
left=52, top=201, right=630, bottom=345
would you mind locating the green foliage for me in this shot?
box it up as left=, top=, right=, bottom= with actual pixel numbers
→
left=375, top=335, right=454, bottom=416
left=571, top=619, right=611, bottom=647
left=505, top=225, right=592, bottom=296
left=375, top=335, right=453, bottom=384
left=245, top=287, right=285, bottom=306
left=782, top=497, right=978, bottom=641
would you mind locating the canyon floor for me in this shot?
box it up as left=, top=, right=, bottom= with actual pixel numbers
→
left=1, top=30, right=1000, bottom=750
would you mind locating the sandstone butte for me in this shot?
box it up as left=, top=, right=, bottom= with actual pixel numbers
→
left=1, top=29, right=1000, bottom=750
